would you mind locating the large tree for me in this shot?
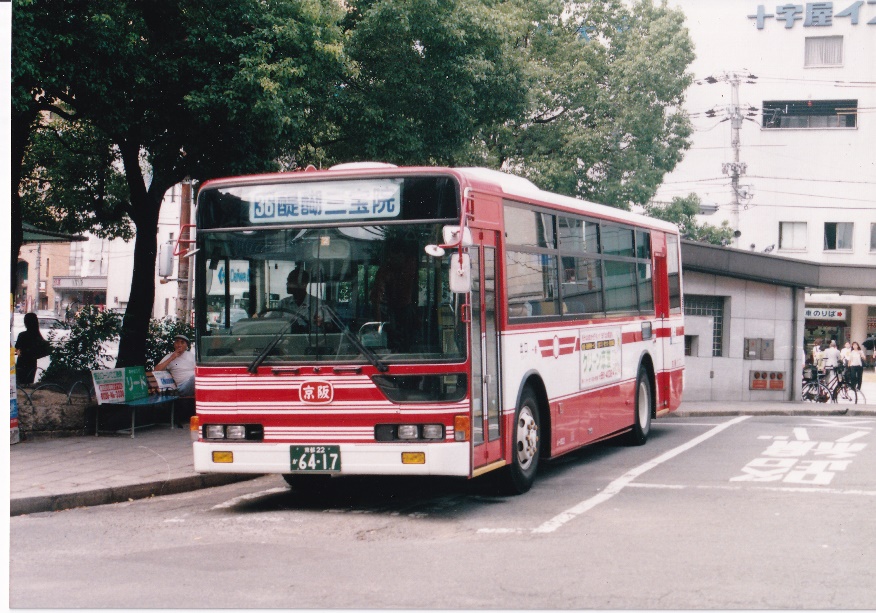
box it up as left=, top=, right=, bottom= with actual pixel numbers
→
left=12, top=0, right=347, bottom=366
left=19, top=117, right=134, bottom=241
left=470, top=0, right=696, bottom=209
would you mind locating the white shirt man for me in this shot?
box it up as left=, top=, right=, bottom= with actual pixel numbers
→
left=822, top=341, right=842, bottom=373
left=155, top=335, right=195, bottom=396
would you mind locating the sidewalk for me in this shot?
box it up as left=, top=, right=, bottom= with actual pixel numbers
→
left=9, top=385, right=876, bottom=517
left=9, top=427, right=256, bottom=516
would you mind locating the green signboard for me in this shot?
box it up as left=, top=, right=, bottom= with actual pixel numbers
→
left=92, top=367, right=149, bottom=404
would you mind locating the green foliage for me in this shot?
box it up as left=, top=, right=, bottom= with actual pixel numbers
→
left=644, top=193, right=735, bottom=245
left=145, top=318, right=196, bottom=371
left=20, top=117, right=134, bottom=240
left=330, top=0, right=529, bottom=165
left=13, top=0, right=349, bottom=367
left=43, top=306, right=122, bottom=379
left=467, top=0, right=696, bottom=209
left=41, top=309, right=195, bottom=378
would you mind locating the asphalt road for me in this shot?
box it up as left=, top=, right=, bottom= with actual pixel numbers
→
left=10, top=415, right=876, bottom=609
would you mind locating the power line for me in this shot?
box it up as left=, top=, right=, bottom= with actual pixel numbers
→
left=752, top=188, right=876, bottom=203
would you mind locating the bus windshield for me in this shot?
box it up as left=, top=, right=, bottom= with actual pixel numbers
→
left=197, top=224, right=467, bottom=366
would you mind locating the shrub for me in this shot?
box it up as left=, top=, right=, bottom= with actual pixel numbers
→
left=42, top=309, right=195, bottom=379
left=43, top=306, right=122, bottom=379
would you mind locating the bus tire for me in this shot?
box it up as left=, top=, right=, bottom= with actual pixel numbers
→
left=626, top=367, right=652, bottom=446
left=499, top=387, right=541, bottom=495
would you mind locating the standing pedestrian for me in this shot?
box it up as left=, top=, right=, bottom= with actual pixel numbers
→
left=822, top=340, right=842, bottom=383
left=847, top=342, right=865, bottom=391
left=15, top=313, right=51, bottom=384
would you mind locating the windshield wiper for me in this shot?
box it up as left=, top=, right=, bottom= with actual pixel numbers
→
left=319, top=303, right=389, bottom=373
left=247, top=319, right=294, bottom=374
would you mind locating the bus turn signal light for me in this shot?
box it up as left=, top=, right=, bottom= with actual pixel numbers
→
left=454, top=416, right=470, bottom=442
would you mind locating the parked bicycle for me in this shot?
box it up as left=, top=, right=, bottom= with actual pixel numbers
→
left=802, top=365, right=830, bottom=403
left=828, top=365, right=865, bottom=405
left=808, top=365, right=865, bottom=406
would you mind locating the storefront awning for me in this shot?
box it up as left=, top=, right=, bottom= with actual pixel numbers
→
left=21, top=223, right=88, bottom=244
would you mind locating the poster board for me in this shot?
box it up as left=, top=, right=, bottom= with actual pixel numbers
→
left=151, top=370, right=177, bottom=391
left=92, top=367, right=150, bottom=405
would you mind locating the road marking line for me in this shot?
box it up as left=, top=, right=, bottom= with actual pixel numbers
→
left=210, top=487, right=288, bottom=510
left=532, top=416, right=750, bottom=534
left=627, top=483, right=876, bottom=497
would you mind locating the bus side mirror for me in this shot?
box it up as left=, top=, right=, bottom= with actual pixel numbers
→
left=442, top=225, right=472, bottom=247
left=158, top=241, right=174, bottom=278
left=449, top=253, right=471, bottom=293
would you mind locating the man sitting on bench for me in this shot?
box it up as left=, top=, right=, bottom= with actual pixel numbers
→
left=155, top=334, right=195, bottom=397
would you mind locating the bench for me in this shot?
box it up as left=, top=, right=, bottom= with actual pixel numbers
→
left=92, top=367, right=180, bottom=438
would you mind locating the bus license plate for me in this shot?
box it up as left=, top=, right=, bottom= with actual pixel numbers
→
left=290, top=446, right=341, bottom=472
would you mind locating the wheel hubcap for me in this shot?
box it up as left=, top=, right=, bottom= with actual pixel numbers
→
left=516, top=407, right=538, bottom=469
left=638, top=380, right=650, bottom=432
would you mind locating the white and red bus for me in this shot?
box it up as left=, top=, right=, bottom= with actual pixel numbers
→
left=191, top=164, right=683, bottom=493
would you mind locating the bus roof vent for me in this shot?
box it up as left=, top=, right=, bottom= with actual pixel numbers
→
left=329, top=162, right=399, bottom=170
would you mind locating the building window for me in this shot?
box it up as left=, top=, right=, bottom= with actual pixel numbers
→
left=824, top=222, right=854, bottom=251
left=779, top=221, right=807, bottom=251
left=684, top=335, right=697, bottom=357
left=763, top=99, right=857, bottom=129
left=805, top=36, right=842, bottom=67
left=870, top=224, right=876, bottom=252
left=684, top=295, right=725, bottom=357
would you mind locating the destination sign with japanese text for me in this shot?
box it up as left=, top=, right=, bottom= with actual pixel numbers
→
left=247, top=179, right=402, bottom=224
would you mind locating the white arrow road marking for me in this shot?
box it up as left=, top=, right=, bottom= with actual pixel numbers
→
left=532, top=416, right=750, bottom=534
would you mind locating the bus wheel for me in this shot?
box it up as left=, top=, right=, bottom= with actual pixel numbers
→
left=499, top=387, right=541, bottom=495
left=626, top=367, right=652, bottom=446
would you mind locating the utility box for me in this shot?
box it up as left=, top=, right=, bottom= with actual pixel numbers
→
left=744, top=338, right=761, bottom=360
left=744, top=338, right=775, bottom=360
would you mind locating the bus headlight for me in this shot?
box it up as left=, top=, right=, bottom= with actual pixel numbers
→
left=202, top=424, right=264, bottom=441
left=205, top=424, right=225, bottom=439
left=421, top=424, right=444, bottom=440
left=397, top=425, right=419, bottom=440
left=226, top=425, right=247, bottom=439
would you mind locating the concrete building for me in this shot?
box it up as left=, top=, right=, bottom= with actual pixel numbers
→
left=660, top=0, right=876, bottom=355
left=681, top=239, right=876, bottom=401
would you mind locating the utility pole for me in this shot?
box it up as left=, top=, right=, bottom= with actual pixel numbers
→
left=177, top=180, right=193, bottom=322
left=702, top=71, right=757, bottom=248
left=722, top=73, right=746, bottom=247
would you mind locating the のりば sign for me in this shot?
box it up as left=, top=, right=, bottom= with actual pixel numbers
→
left=247, top=179, right=402, bottom=224
left=805, top=308, right=846, bottom=321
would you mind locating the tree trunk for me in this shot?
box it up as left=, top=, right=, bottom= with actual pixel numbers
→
left=10, top=107, right=39, bottom=295
left=114, top=142, right=164, bottom=368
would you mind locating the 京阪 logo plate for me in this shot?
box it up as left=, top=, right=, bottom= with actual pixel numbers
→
left=299, top=380, right=334, bottom=404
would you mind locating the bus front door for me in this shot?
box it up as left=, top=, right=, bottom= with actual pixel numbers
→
left=652, top=231, right=672, bottom=411
left=470, top=232, right=504, bottom=473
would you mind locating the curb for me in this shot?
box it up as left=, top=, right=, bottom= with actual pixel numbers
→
left=10, top=473, right=262, bottom=517
left=670, top=408, right=876, bottom=418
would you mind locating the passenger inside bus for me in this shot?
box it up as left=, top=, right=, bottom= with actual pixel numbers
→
left=370, top=240, right=419, bottom=352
